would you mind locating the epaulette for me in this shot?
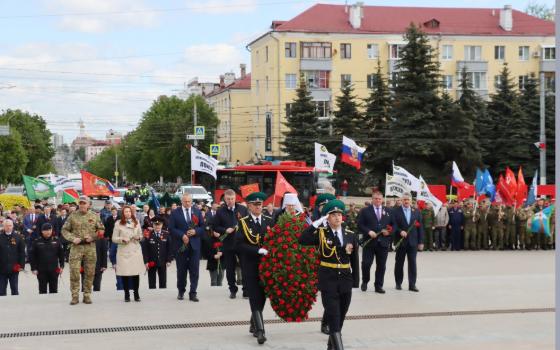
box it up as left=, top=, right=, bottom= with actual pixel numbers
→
left=240, top=215, right=249, bottom=220
left=345, top=229, right=354, bottom=234
left=262, top=215, right=272, bottom=219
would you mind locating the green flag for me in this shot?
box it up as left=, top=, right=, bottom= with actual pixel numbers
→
left=22, top=175, right=56, bottom=200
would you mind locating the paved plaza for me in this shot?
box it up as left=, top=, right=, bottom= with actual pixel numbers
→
left=0, top=250, right=554, bottom=350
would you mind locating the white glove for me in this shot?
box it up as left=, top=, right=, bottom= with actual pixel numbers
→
left=258, top=248, right=268, bottom=255
left=312, top=215, right=328, bottom=228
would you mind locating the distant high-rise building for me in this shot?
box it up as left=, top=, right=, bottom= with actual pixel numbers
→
left=51, top=133, right=64, bottom=148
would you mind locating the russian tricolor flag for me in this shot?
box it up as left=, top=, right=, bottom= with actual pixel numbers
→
left=341, top=136, right=366, bottom=170
left=451, top=161, right=469, bottom=189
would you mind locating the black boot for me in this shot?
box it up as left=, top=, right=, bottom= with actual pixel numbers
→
left=124, top=290, right=130, bottom=302
left=321, top=317, right=329, bottom=334
left=249, top=314, right=256, bottom=336
left=326, top=336, right=333, bottom=350
left=330, top=332, right=344, bottom=350
left=134, top=290, right=141, bottom=302
left=252, top=310, right=267, bottom=345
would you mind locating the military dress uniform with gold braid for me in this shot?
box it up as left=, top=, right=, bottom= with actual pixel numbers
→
left=299, top=200, right=359, bottom=350
left=61, top=206, right=104, bottom=304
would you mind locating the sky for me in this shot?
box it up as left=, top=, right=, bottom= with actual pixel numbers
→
left=0, top=0, right=554, bottom=144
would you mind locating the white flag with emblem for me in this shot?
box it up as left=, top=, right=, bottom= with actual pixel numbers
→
left=417, top=175, right=442, bottom=215
left=314, top=142, right=336, bottom=173
left=190, top=147, right=218, bottom=179
left=385, top=174, right=408, bottom=197
left=392, top=164, right=421, bottom=192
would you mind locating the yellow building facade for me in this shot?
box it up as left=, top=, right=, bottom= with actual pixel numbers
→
left=246, top=3, right=555, bottom=161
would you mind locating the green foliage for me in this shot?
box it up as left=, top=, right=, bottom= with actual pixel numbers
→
left=525, top=2, right=555, bottom=20
left=519, top=75, right=541, bottom=172
left=84, top=146, right=120, bottom=183
left=281, top=77, right=319, bottom=164
left=74, top=147, right=85, bottom=162
left=0, top=129, right=28, bottom=185
left=0, top=109, right=54, bottom=176
left=545, top=94, right=555, bottom=182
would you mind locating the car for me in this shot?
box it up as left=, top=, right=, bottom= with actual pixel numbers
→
left=3, top=186, right=24, bottom=196
left=175, top=185, right=213, bottom=205
left=112, top=188, right=127, bottom=204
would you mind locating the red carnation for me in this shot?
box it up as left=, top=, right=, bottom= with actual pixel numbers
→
left=212, top=242, right=223, bottom=249
left=414, top=220, right=421, bottom=228
left=284, top=223, right=291, bottom=228
left=386, top=224, right=393, bottom=232
left=191, top=214, right=199, bottom=225
left=147, top=261, right=156, bottom=268
left=55, top=267, right=62, bottom=274
left=12, top=264, right=21, bottom=272
left=97, top=231, right=105, bottom=239
left=80, top=266, right=84, bottom=273
left=143, top=230, right=150, bottom=238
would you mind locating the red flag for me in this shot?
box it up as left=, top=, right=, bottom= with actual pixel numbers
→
left=457, top=183, right=475, bottom=201
left=497, top=174, right=514, bottom=205
left=240, top=183, right=259, bottom=198
left=62, top=189, right=80, bottom=204
left=505, top=167, right=518, bottom=202
left=516, top=167, right=527, bottom=208
left=81, top=170, right=116, bottom=197
left=273, top=171, right=297, bottom=207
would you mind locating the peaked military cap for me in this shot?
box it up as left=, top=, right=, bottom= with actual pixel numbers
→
left=246, top=192, right=267, bottom=203
left=321, top=199, right=346, bottom=216
left=316, top=193, right=336, bottom=207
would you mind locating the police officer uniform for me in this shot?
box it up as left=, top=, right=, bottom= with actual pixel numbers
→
left=30, top=223, right=65, bottom=294
left=300, top=200, right=359, bottom=350
left=0, top=225, right=26, bottom=296
left=235, top=192, right=273, bottom=345
left=141, top=216, right=172, bottom=289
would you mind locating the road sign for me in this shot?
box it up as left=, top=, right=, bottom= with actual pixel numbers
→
left=194, top=126, right=205, bottom=137
left=210, top=144, right=220, bottom=156
left=186, top=135, right=204, bottom=140
left=114, top=171, right=119, bottom=176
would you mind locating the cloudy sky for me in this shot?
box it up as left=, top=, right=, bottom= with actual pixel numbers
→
left=0, top=0, right=553, bottom=143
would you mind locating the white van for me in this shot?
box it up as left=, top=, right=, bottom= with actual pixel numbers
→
left=175, top=185, right=213, bottom=205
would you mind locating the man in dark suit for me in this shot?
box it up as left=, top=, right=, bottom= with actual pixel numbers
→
left=211, top=189, right=248, bottom=299
left=393, top=193, right=424, bottom=292
left=358, top=191, right=395, bottom=293
left=235, top=192, right=273, bottom=345
left=168, top=193, right=205, bottom=301
left=104, top=207, right=120, bottom=241
left=35, top=205, right=56, bottom=237
left=54, top=208, right=70, bottom=261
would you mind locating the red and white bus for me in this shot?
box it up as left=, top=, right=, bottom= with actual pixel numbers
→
left=213, top=161, right=334, bottom=206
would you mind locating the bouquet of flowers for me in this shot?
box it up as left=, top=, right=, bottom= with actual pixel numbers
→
left=213, top=241, right=224, bottom=274
left=259, top=213, right=319, bottom=322
left=218, top=212, right=242, bottom=242
left=178, top=213, right=199, bottom=253
left=394, top=220, right=421, bottom=250
left=360, top=224, right=393, bottom=248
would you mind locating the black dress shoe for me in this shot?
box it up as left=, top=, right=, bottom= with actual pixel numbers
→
left=360, top=283, right=367, bottom=292
left=177, top=293, right=184, bottom=300
left=189, top=296, right=200, bottom=302
left=396, top=285, right=402, bottom=290
left=320, top=323, right=329, bottom=335
left=375, top=287, right=386, bottom=294
left=229, top=292, right=236, bottom=299
left=409, top=286, right=420, bottom=292
left=242, top=291, right=249, bottom=299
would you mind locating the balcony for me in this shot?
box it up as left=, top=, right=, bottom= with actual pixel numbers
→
left=387, top=59, right=402, bottom=73
left=540, top=60, right=555, bottom=72
left=456, top=61, right=488, bottom=73
left=309, top=88, right=331, bottom=101
left=300, top=58, right=332, bottom=71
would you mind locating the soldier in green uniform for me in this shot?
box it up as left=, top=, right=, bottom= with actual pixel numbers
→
left=421, top=203, right=435, bottom=251
left=462, top=201, right=478, bottom=250
left=62, top=196, right=104, bottom=305
left=345, top=203, right=358, bottom=234
left=476, top=200, right=490, bottom=250
left=488, top=204, right=504, bottom=250
left=516, top=206, right=531, bottom=250
left=503, top=205, right=516, bottom=250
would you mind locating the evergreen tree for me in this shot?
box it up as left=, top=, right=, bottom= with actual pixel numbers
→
left=331, top=81, right=364, bottom=194
left=389, top=23, right=444, bottom=182
left=280, top=76, right=319, bottom=165
left=488, top=63, right=532, bottom=174
left=362, top=60, right=392, bottom=184
left=545, top=94, right=555, bottom=182
left=519, top=74, right=540, bottom=172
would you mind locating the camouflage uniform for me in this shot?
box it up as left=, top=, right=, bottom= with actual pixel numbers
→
left=503, top=206, right=516, bottom=249
left=345, top=209, right=358, bottom=234
left=421, top=208, right=435, bottom=251
left=516, top=207, right=531, bottom=250
left=463, top=207, right=478, bottom=250
left=62, top=210, right=104, bottom=304
left=476, top=206, right=490, bottom=250
left=488, top=206, right=504, bottom=250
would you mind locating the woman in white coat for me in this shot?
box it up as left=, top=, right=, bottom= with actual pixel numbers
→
left=112, top=206, right=145, bottom=302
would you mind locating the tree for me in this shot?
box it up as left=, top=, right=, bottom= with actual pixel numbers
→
left=0, top=109, right=54, bottom=176
left=331, top=81, right=364, bottom=194
left=281, top=77, right=319, bottom=164
left=488, top=63, right=532, bottom=174
left=525, top=2, right=555, bottom=20
left=362, top=60, right=392, bottom=184
left=85, top=146, right=120, bottom=183
left=74, top=147, right=86, bottom=162
left=519, top=75, right=541, bottom=172
left=389, top=23, right=445, bottom=182
left=545, top=94, right=555, bottom=182
left=0, top=129, right=28, bottom=185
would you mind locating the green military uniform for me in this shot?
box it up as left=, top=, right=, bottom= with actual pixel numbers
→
left=421, top=208, right=434, bottom=251
left=503, top=206, right=516, bottom=249
left=488, top=206, right=504, bottom=250
left=463, top=206, right=478, bottom=250
left=62, top=209, right=104, bottom=304
left=476, top=206, right=490, bottom=250
left=516, top=207, right=531, bottom=250
left=345, top=209, right=358, bottom=234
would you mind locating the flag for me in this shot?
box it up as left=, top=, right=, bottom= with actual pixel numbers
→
left=341, top=136, right=366, bottom=170
left=474, top=168, right=486, bottom=195
left=457, top=184, right=475, bottom=201
left=525, top=170, right=538, bottom=206
left=482, top=169, right=496, bottom=201
left=385, top=174, right=408, bottom=197
left=314, top=142, right=336, bottom=173
left=273, top=171, right=297, bottom=207
left=451, top=161, right=469, bottom=189
left=529, top=205, right=555, bottom=236
left=505, top=167, right=518, bottom=202
left=22, top=175, right=56, bottom=200
left=392, top=164, right=421, bottom=192
left=240, top=183, right=260, bottom=198
left=533, top=141, right=546, bottom=149
left=62, top=189, right=80, bottom=204
left=151, top=190, right=160, bottom=212
left=191, top=147, right=218, bottom=179
left=497, top=174, right=514, bottom=205
left=81, top=170, right=117, bottom=197
left=418, top=176, right=442, bottom=215
left=516, top=167, right=527, bottom=208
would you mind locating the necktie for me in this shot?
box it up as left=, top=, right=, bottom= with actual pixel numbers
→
left=255, top=217, right=261, bottom=227
left=186, top=209, right=191, bottom=223
left=375, top=207, right=381, bottom=220
left=334, top=231, right=342, bottom=247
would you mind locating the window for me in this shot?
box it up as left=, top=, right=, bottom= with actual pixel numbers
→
left=367, top=44, right=379, bottom=59
left=285, top=42, right=296, bottom=58
left=285, top=74, right=297, bottom=89
left=315, top=101, right=331, bottom=119
left=301, top=42, right=332, bottom=59
left=518, top=75, right=529, bottom=90
left=341, top=74, right=352, bottom=87
left=367, top=74, right=379, bottom=89
left=302, top=70, right=330, bottom=88
left=390, top=44, right=405, bottom=59
left=494, top=45, right=505, bottom=60
left=543, top=47, right=556, bottom=60
left=340, top=43, right=351, bottom=59
left=464, top=46, right=482, bottom=61
left=465, top=72, right=487, bottom=90
left=494, top=75, right=503, bottom=89
left=255, top=80, right=259, bottom=95
left=441, top=45, right=453, bottom=60
left=545, top=74, right=555, bottom=92
left=285, top=103, right=293, bottom=118
left=443, top=75, right=453, bottom=90
left=519, top=46, right=529, bottom=60
left=265, top=46, right=269, bottom=62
